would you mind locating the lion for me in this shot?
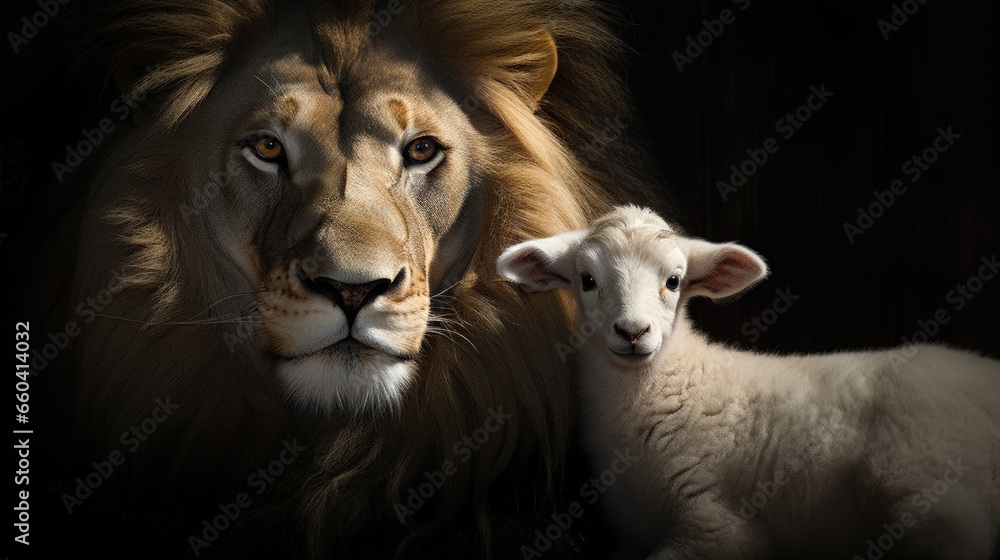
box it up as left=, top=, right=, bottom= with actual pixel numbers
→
left=30, top=0, right=667, bottom=556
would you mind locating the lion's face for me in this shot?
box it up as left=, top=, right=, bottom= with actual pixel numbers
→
left=192, top=14, right=484, bottom=413
left=57, top=0, right=649, bottom=548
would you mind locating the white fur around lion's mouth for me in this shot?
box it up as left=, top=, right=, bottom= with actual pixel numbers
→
left=277, top=341, right=416, bottom=413
left=281, top=336, right=416, bottom=363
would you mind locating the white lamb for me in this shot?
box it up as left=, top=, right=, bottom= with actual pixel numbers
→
left=497, top=205, right=1000, bottom=560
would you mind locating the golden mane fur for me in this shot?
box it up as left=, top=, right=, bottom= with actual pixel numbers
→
left=59, top=0, right=668, bottom=556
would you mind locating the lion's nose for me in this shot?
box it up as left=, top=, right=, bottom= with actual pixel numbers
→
left=324, top=278, right=391, bottom=321
left=302, top=267, right=407, bottom=324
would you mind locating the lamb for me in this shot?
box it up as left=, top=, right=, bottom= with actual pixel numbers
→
left=497, top=205, right=1000, bottom=560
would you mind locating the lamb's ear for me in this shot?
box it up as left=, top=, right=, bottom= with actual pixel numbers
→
left=683, top=238, right=768, bottom=299
left=497, top=230, right=585, bottom=292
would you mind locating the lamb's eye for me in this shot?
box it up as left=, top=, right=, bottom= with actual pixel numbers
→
left=254, top=136, right=284, bottom=161
left=404, top=137, right=440, bottom=165
left=581, top=274, right=596, bottom=292
left=665, top=275, right=680, bottom=291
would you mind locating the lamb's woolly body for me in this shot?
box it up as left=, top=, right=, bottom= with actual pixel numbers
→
left=498, top=205, right=1000, bottom=559
left=580, top=318, right=1000, bottom=558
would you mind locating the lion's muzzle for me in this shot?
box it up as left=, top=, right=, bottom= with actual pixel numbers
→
left=254, top=219, right=430, bottom=413
left=297, top=264, right=408, bottom=325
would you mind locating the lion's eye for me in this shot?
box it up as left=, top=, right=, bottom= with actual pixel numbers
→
left=665, top=275, right=680, bottom=291
left=581, top=274, right=596, bottom=292
left=254, top=136, right=284, bottom=161
left=404, top=137, right=440, bottom=165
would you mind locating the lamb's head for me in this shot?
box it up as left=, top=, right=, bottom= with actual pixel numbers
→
left=498, top=205, right=768, bottom=366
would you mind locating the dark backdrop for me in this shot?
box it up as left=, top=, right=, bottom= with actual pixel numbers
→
left=4, top=1, right=998, bottom=369
left=609, top=0, right=999, bottom=358
left=2, top=0, right=998, bottom=558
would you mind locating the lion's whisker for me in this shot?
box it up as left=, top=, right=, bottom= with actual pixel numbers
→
left=89, top=312, right=263, bottom=327
left=431, top=280, right=463, bottom=300
left=425, top=308, right=477, bottom=350
left=424, top=326, right=477, bottom=352
left=90, top=291, right=265, bottom=326
left=184, top=287, right=269, bottom=322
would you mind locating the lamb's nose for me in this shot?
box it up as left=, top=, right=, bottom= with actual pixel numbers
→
left=614, top=323, right=650, bottom=345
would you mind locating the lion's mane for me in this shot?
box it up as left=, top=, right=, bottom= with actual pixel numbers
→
left=52, top=0, right=666, bottom=556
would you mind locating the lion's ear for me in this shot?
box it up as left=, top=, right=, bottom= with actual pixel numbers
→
left=522, top=31, right=559, bottom=104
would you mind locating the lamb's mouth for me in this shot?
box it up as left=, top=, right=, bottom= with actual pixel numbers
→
left=609, top=347, right=654, bottom=365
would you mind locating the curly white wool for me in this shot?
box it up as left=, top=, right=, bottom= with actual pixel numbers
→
left=498, top=205, right=1000, bottom=560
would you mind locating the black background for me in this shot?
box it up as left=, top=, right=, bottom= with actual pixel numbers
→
left=3, top=0, right=999, bottom=557
left=6, top=0, right=998, bottom=357
left=609, top=0, right=998, bottom=357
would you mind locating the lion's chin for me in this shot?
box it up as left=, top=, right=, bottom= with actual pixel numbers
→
left=277, top=340, right=415, bottom=415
